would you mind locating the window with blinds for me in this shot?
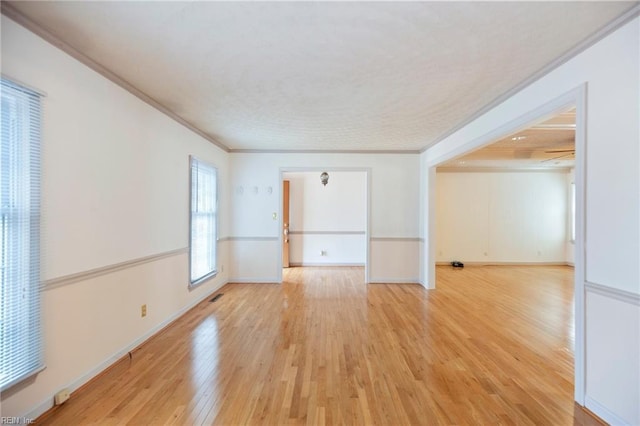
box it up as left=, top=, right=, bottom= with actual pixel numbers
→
left=1, top=78, right=43, bottom=391
left=189, top=157, right=218, bottom=285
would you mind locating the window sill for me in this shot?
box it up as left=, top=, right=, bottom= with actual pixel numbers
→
left=189, top=270, right=218, bottom=289
left=1, top=364, right=46, bottom=392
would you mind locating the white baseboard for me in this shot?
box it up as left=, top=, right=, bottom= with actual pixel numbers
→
left=368, top=278, right=421, bottom=284
left=25, top=279, right=227, bottom=421
left=229, top=277, right=280, bottom=283
left=585, top=395, right=630, bottom=425
left=435, top=261, right=570, bottom=266
left=289, top=263, right=365, bottom=267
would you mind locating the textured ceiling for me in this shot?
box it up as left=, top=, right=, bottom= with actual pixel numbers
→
left=439, top=110, right=576, bottom=170
left=4, top=1, right=635, bottom=152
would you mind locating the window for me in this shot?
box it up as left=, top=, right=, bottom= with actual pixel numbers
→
left=189, top=157, right=218, bottom=285
left=1, top=78, right=43, bottom=390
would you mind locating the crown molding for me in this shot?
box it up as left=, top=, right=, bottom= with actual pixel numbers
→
left=437, top=166, right=572, bottom=173
left=1, top=2, right=418, bottom=156
left=229, top=148, right=420, bottom=154
left=4, top=1, right=637, bottom=155
left=1, top=2, right=231, bottom=153
left=420, top=3, right=640, bottom=154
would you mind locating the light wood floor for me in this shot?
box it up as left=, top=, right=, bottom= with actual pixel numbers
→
left=38, top=265, right=602, bottom=425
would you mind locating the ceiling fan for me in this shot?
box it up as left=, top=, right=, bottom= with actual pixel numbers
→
left=541, top=148, right=575, bottom=162
left=545, top=149, right=575, bottom=153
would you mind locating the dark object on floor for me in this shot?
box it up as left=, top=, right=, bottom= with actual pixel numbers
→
left=451, top=261, right=464, bottom=268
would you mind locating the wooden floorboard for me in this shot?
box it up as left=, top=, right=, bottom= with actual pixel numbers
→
left=37, top=265, right=604, bottom=425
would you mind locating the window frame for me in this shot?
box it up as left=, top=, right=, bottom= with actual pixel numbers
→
left=0, top=77, right=44, bottom=391
left=188, top=156, right=218, bottom=287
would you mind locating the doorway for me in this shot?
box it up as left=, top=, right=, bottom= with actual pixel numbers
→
left=283, top=179, right=290, bottom=268
left=434, top=109, right=575, bottom=265
left=425, top=86, right=587, bottom=404
left=278, top=168, right=371, bottom=283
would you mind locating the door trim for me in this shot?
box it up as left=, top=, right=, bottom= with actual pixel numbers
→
left=425, top=84, right=587, bottom=405
left=278, top=167, right=371, bottom=283
left=282, top=180, right=290, bottom=268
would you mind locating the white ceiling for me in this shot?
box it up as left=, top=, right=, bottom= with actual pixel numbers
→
left=4, top=1, right=635, bottom=152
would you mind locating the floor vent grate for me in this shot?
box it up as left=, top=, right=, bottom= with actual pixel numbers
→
left=210, top=294, right=223, bottom=302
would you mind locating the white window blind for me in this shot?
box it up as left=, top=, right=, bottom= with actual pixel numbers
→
left=190, top=157, right=217, bottom=285
left=1, top=78, right=43, bottom=391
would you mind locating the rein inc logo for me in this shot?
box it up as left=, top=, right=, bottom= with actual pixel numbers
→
left=1, top=418, right=34, bottom=425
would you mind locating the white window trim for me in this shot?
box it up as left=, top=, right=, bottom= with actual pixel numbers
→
left=188, top=156, right=218, bottom=287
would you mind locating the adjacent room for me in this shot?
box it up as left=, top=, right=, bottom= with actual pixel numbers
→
left=1, top=2, right=638, bottom=425
left=432, top=110, right=578, bottom=419
left=281, top=170, right=368, bottom=270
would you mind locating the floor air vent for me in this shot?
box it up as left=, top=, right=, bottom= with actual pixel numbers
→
left=210, top=294, right=223, bottom=302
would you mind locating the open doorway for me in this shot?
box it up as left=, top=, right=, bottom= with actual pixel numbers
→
left=433, top=109, right=577, bottom=402
left=425, top=86, right=587, bottom=404
left=278, top=169, right=370, bottom=282
left=434, top=109, right=575, bottom=265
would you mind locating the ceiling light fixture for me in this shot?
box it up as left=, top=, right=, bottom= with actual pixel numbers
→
left=320, top=172, right=329, bottom=186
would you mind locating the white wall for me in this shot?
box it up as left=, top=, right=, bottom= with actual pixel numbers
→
left=1, top=16, right=230, bottom=419
left=422, top=16, right=640, bottom=425
left=230, top=153, right=420, bottom=283
left=4, top=6, right=638, bottom=425
left=585, top=290, right=640, bottom=425
left=284, top=171, right=366, bottom=265
left=435, top=171, right=568, bottom=264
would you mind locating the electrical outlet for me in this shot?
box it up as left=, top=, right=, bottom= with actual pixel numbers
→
left=54, top=388, right=70, bottom=405
left=221, top=265, right=224, bottom=273
left=141, top=304, right=147, bottom=317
